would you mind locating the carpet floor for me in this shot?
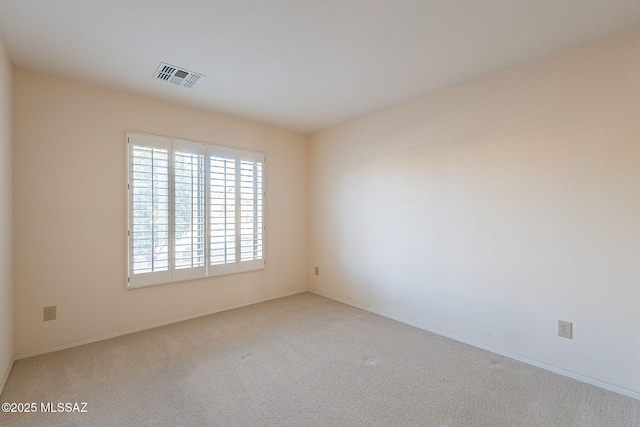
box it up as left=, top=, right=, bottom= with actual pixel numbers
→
left=1, top=292, right=638, bottom=426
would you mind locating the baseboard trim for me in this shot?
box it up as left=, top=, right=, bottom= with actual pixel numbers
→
left=15, top=290, right=307, bottom=361
left=308, top=289, right=640, bottom=401
left=1, top=356, right=15, bottom=396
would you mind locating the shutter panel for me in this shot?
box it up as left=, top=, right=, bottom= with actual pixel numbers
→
left=238, top=156, right=264, bottom=272
left=172, top=140, right=206, bottom=282
left=209, top=151, right=238, bottom=276
left=128, top=133, right=171, bottom=288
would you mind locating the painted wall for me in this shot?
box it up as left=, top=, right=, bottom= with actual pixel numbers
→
left=0, top=38, right=13, bottom=389
left=308, top=28, right=640, bottom=395
left=13, top=70, right=307, bottom=355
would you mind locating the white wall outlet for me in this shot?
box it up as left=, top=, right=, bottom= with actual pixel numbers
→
left=44, top=305, right=57, bottom=321
left=558, top=320, right=572, bottom=339
left=314, top=267, right=319, bottom=276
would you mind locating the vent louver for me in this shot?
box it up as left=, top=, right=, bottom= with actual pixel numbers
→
left=154, top=63, right=204, bottom=89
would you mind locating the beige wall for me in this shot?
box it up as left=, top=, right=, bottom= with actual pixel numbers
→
left=13, top=70, right=308, bottom=355
left=308, top=28, right=640, bottom=395
left=0, top=39, right=13, bottom=388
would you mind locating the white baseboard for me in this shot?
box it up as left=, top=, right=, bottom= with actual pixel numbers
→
left=0, top=355, right=15, bottom=396
left=15, top=290, right=307, bottom=361
left=308, top=289, right=640, bottom=401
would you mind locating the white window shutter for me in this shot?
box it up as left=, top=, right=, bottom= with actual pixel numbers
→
left=209, top=151, right=238, bottom=276
left=172, top=139, right=207, bottom=282
left=127, top=132, right=265, bottom=287
left=128, top=133, right=171, bottom=288
left=238, top=154, right=264, bottom=272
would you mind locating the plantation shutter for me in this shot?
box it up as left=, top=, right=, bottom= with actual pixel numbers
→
left=127, top=132, right=265, bottom=288
left=128, top=133, right=171, bottom=288
left=172, top=140, right=206, bottom=282
left=238, top=153, right=264, bottom=272
left=209, top=146, right=238, bottom=276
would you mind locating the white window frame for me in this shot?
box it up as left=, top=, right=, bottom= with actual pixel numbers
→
left=127, top=131, right=265, bottom=289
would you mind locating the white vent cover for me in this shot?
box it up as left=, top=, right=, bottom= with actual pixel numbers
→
left=154, top=63, right=204, bottom=89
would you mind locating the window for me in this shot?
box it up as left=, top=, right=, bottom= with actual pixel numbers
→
left=127, top=132, right=264, bottom=288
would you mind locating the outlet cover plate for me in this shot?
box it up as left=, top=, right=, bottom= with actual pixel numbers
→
left=44, top=305, right=57, bottom=321
left=558, top=320, right=572, bottom=339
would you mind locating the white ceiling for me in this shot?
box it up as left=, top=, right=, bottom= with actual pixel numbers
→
left=1, top=1, right=639, bottom=134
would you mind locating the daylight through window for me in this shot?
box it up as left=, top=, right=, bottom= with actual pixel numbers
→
left=127, top=132, right=265, bottom=288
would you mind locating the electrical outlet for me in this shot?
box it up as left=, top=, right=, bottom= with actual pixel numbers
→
left=315, top=267, right=319, bottom=276
left=558, top=320, right=572, bottom=339
left=44, top=305, right=57, bottom=321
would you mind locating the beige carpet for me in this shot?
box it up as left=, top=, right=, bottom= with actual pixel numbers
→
left=1, top=292, right=638, bottom=426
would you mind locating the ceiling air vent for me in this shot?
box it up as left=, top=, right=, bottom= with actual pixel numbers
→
left=154, top=63, right=204, bottom=89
